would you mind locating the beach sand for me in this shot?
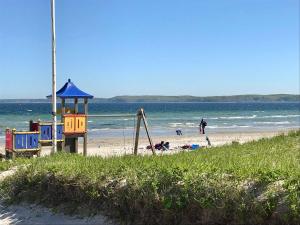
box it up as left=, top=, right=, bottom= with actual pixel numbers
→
left=4, top=129, right=288, bottom=158
left=0, top=130, right=292, bottom=157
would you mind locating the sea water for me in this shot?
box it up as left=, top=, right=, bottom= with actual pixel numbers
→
left=0, top=102, right=299, bottom=140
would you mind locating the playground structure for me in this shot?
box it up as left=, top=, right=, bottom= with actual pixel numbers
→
left=47, top=78, right=93, bottom=155
left=5, top=79, right=155, bottom=158
left=5, top=129, right=40, bottom=158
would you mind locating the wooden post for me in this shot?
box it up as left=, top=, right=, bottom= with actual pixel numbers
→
left=74, top=98, right=78, bottom=153
left=141, top=109, right=155, bottom=155
left=61, top=98, right=66, bottom=118
left=61, top=98, right=65, bottom=152
left=12, top=129, right=16, bottom=159
left=74, top=98, right=78, bottom=113
left=83, top=98, right=88, bottom=156
left=134, top=112, right=142, bottom=155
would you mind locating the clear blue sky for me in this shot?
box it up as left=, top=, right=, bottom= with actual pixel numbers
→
left=0, top=0, right=299, bottom=98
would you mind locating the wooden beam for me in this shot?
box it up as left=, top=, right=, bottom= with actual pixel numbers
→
left=61, top=98, right=66, bottom=152
left=134, top=112, right=142, bottom=155
left=74, top=98, right=78, bottom=113
left=83, top=98, right=88, bottom=156
left=74, top=98, right=79, bottom=153
left=140, top=108, right=155, bottom=155
left=12, top=129, right=16, bottom=159
left=61, top=98, right=65, bottom=118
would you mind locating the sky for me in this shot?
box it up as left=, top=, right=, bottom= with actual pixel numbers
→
left=0, top=0, right=299, bottom=98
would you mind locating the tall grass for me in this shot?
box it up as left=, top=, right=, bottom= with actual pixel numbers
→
left=1, top=130, right=300, bottom=224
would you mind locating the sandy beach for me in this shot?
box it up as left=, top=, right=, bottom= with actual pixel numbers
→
left=82, top=130, right=292, bottom=156
left=0, top=129, right=293, bottom=157
left=0, top=129, right=295, bottom=158
left=0, top=129, right=286, bottom=158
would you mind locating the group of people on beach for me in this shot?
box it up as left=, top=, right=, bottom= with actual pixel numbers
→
left=150, top=118, right=208, bottom=152
left=150, top=118, right=209, bottom=151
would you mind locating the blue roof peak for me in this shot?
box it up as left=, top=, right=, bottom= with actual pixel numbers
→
left=47, top=79, right=94, bottom=99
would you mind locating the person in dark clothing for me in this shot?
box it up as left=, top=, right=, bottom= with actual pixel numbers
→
left=176, top=129, right=183, bottom=135
left=155, top=141, right=166, bottom=150
left=199, top=119, right=207, bottom=134
left=163, top=142, right=170, bottom=150
left=155, top=141, right=164, bottom=150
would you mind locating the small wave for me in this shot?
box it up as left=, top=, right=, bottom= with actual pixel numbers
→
left=203, top=115, right=257, bottom=120
left=196, top=114, right=299, bottom=120
left=193, top=117, right=218, bottom=120
left=185, top=122, right=196, bottom=127
left=101, top=123, right=115, bottom=126
left=125, top=127, right=134, bottom=129
left=254, top=121, right=290, bottom=125
left=26, top=109, right=33, bottom=112
left=89, top=128, right=111, bottom=131
left=169, top=123, right=183, bottom=127
left=115, top=118, right=132, bottom=121
left=208, top=125, right=251, bottom=129
left=219, top=115, right=257, bottom=120
left=261, top=115, right=300, bottom=119
left=88, top=120, right=93, bottom=123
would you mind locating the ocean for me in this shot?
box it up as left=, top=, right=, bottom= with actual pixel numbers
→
left=0, top=102, right=299, bottom=140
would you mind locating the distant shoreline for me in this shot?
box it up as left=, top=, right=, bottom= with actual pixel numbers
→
left=0, top=94, right=299, bottom=103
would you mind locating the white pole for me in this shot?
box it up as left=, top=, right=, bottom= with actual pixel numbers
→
left=51, top=0, right=57, bottom=154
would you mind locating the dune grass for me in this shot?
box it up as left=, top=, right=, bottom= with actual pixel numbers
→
left=1, top=130, right=300, bottom=224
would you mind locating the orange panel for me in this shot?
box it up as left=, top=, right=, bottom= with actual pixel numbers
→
left=64, top=116, right=75, bottom=133
left=75, top=116, right=86, bottom=133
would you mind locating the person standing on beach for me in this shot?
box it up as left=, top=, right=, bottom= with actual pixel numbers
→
left=199, top=119, right=207, bottom=134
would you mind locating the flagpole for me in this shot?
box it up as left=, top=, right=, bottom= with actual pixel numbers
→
left=51, top=0, right=57, bottom=154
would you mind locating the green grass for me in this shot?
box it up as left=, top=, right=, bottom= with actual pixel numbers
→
left=0, top=157, right=29, bottom=172
left=1, top=130, right=300, bottom=225
left=0, top=160, right=11, bottom=172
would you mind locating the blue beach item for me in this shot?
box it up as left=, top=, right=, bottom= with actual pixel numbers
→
left=191, top=144, right=200, bottom=150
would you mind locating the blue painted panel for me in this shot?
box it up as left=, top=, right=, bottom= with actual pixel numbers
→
left=15, top=134, right=27, bottom=149
left=41, top=125, right=52, bottom=141
left=57, top=125, right=63, bottom=140
left=27, top=134, right=39, bottom=149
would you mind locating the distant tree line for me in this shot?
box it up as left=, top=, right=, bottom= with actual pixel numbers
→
left=0, top=94, right=299, bottom=103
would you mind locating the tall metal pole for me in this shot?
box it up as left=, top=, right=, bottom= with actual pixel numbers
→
left=51, top=0, right=57, bottom=154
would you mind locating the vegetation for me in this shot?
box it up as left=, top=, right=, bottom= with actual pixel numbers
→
left=106, top=94, right=300, bottom=103
left=0, top=94, right=299, bottom=103
left=1, top=131, right=300, bottom=224
left=0, top=158, right=28, bottom=172
left=0, top=160, right=12, bottom=172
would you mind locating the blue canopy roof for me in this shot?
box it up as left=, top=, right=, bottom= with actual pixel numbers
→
left=47, top=79, right=94, bottom=99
